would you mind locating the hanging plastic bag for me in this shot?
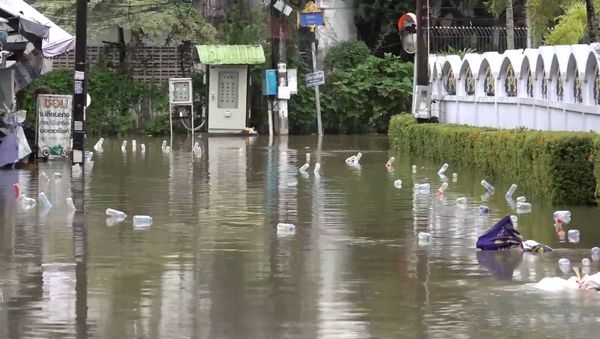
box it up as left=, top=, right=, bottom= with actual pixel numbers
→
left=15, top=124, right=31, bottom=160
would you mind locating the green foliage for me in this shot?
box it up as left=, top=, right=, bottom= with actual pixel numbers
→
left=323, top=40, right=372, bottom=71
left=290, top=54, right=413, bottom=134
left=16, top=69, right=169, bottom=135
left=545, top=1, right=588, bottom=45
left=389, top=115, right=598, bottom=205
left=143, top=114, right=170, bottom=136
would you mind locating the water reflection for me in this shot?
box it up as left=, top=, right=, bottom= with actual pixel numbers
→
left=3, top=135, right=600, bottom=338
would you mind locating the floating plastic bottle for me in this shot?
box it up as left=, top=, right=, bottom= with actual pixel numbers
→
left=553, top=210, right=572, bottom=225
left=133, top=215, right=153, bottom=228
left=299, top=163, right=309, bottom=173
left=66, top=197, right=76, bottom=212
left=306, top=153, right=311, bottom=163
left=38, top=192, right=53, bottom=209
left=164, top=146, right=171, bottom=153
left=558, top=258, right=571, bottom=273
left=121, top=140, right=127, bottom=151
left=386, top=157, right=395, bottom=167
left=277, top=223, right=296, bottom=233
left=132, top=140, right=137, bottom=150
left=437, top=182, right=448, bottom=195
left=93, top=137, right=104, bottom=149
left=141, top=144, right=146, bottom=153
left=582, top=258, right=591, bottom=266
left=505, top=184, right=517, bottom=199
left=412, top=165, right=417, bottom=174
left=456, top=197, right=467, bottom=205
left=516, top=196, right=527, bottom=203
left=313, top=162, right=321, bottom=174
left=345, top=155, right=356, bottom=164
left=417, top=232, right=431, bottom=242
left=85, top=151, right=93, bottom=161
left=479, top=205, right=490, bottom=214
left=162, top=140, right=167, bottom=149
left=452, top=173, right=458, bottom=182
left=106, top=208, right=127, bottom=219
left=510, top=215, right=518, bottom=224
left=438, top=163, right=449, bottom=175
left=353, top=152, right=362, bottom=165
left=516, top=202, right=532, bottom=213
left=394, top=179, right=403, bottom=188
left=481, top=180, right=495, bottom=192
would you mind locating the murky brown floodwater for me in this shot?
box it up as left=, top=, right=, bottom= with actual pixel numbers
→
left=2, top=134, right=600, bottom=338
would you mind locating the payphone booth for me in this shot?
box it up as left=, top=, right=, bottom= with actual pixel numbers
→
left=194, top=45, right=266, bottom=133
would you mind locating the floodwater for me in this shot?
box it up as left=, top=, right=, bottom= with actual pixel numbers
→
left=2, top=134, right=600, bottom=338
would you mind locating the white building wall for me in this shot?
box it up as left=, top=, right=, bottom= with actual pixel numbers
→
left=316, top=0, right=357, bottom=61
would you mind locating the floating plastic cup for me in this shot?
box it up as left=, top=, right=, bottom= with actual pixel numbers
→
left=38, top=192, right=52, bottom=210
left=567, top=229, right=580, bottom=243
left=558, top=258, right=571, bottom=273
left=106, top=208, right=126, bottom=219
left=582, top=258, right=591, bottom=266
left=412, top=165, right=417, bottom=174
left=394, top=179, right=403, bottom=188
left=438, top=163, right=449, bottom=175
left=132, top=140, right=136, bottom=150
left=417, top=232, right=431, bottom=242
left=313, top=162, right=321, bottom=174
left=479, top=205, right=490, bottom=214
left=298, top=163, right=309, bottom=173
left=516, top=196, right=527, bottom=203
left=133, top=215, right=153, bottom=228
left=592, top=247, right=600, bottom=257
left=162, top=140, right=167, bottom=149
left=481, top=179, right=495, bottom=192
left=505, top=184, right=517, bottom=199
left=386, top=156, right=395, bottom=167
left=553, top=210, right=572, bottom=225
left=66, top=197, right=76, bottom=212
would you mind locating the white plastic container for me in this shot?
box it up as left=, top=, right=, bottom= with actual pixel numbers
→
left=582, top=258, right=591, bottom=266
left=277, top=223, right=296, bottom=232
left=93, top=137, right=104, bottom=149
left=481, top=179, right=495, bottom=192
left=133, top=215, right=153, bottom=228
left=353, top=152, right=362, bottom=165
left=106, top=208, right=126, bottom=219
left=438, top=163, right=449, bottom=175
left=505, top=184, right=517, bottom=199
left=345, top=155, right=356, bottom=164
left=516, top=196, right=527, bottom=203
left=386, top=157, right=395, bottom=167
left=394, top=179, right=403, bottom=188
left=567, top=229, right=580, bottom=243
left=437, top=182, right=448, bottom=195
left=313, top=162, right=321, bottom=174
left=553, top=210, right=572, bottom=224
left=558, top=258, right=571, bottom=273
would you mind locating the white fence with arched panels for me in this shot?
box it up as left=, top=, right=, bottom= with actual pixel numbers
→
left=429, top=44, right=600, bottom=132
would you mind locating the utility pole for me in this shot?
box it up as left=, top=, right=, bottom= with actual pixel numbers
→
left=415, top=0, right=428, bottom=88
left=73, top=0, right=87, bottom=166
left=270, top=0, right=289, bottom=135
left=586, top=0, right=598, bottom=43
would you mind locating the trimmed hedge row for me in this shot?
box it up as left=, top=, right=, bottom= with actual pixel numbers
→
left=388, top=114, right=597, bottom=205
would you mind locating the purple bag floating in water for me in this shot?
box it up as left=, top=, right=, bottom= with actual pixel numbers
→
left=476, top=215, right=523, bottom=250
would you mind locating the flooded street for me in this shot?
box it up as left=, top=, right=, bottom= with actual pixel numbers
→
left=2, top=134, right=600, bottom=338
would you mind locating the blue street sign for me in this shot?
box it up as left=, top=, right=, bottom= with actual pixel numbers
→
left=300, top=12, right=324, bottom=27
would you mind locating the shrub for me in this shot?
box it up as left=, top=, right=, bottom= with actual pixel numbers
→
left=323, top=40, right=372, bottom=71
left=389, top=115, right=597, bottom=205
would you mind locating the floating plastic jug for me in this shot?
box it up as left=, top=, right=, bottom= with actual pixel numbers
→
left=394, top=179, right=403, bottom=188
left=438, top=163, right=449, bottom=175
left=313, top=162, right=321, bottom=174
left=299, top=163, right=309, bottom=173
left=66, top=197, right=76, bottom=212
left=505, top=184, right=517, bottom=199
left=133, top=215, right=153, bottom=228
left=481, top=180, right=495, bottom=192
left=386, top=157, right=395, bottom=167
left=106, top=208, right=126, bottom=219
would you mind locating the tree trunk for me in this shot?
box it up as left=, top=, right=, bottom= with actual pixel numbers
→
left=506, top=0, right=515, bottom=50
left=525, top=0, right=534, bottom=48
left=586, top=0, right=598, bottom=43
left=117, top=26, right=127, bottom=74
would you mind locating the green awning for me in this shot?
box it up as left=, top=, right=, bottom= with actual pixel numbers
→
left=195, top=45, right=266, bottom=65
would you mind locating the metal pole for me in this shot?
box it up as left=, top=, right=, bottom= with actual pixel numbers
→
left=311, top=41, right=322, bottom=136
left=72, top=0, right=87, bottom=166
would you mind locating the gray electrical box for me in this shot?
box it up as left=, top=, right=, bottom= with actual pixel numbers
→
left=413, top=85, right=432, bottom=119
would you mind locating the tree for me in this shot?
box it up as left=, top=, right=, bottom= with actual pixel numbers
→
left=484, top=0, right=516, bottom=49
left=544, top=0, right=600, bottom=44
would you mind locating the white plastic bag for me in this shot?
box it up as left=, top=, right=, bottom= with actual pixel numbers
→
left=16, top=125, right=31, bottom=160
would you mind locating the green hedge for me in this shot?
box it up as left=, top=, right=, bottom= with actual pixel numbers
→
left=388, top=114, right=598, bottom=205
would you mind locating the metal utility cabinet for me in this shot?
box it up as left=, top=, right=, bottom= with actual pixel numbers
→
left=194, top=45, right=266, bottom=134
